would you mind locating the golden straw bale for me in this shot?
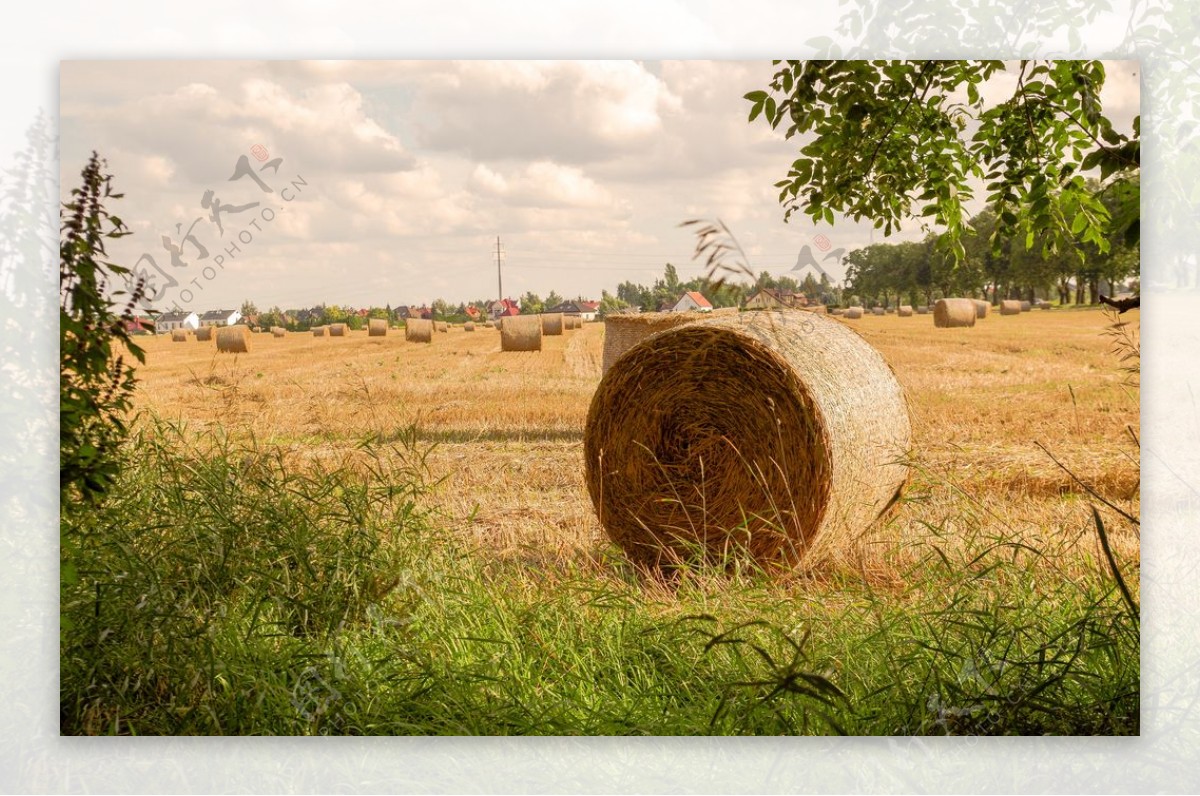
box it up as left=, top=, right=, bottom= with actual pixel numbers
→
left=328, top=323, right=347, bottom=337
left=973, top=300, right=990, bottom=318
left=843, top=307, right=864, bottom=319
left=999, top=300, right=1022, bottom=316
left=500, top=314, right=543, bottom=352
left=171, top=329, right=188, bottom=342
left=216, top=325, right=251, bottom=353
left=541, top=313, right=565, bottom=335
left=1020, top=300, right=1032, bottom=312
left=933, top=298, right=977, bottom=328
left=271, top=326, right=286, bottom=337
left=312, top=326, right=327, bottom=337
left=584, top=311, right=911, bottom=571
left=194, top=326, right=214, bottom=342
left=897, top=306, right=913, bottom=317
left=601, top=311, right=704, bottom=374
left=464, top=321, right=476, bottom=331
left=368, top=318, right=388, bottom=336
left=406, top=318, right=433, bottom=343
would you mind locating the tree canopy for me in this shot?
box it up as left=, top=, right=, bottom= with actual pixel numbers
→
left=746, top=60, right=1140, bottom=266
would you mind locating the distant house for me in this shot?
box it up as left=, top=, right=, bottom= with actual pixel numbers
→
left=744, top=288, right=808, bottom=310
left=545, top=300, right=599, bottom=322
left=124, top=316, right=154, bottom=334
left=199, top=309, right=242, bottom=327
left=154, top=310, right=199, bottom=332
left=671, top=291, right=713, bottom=313
left=489, top=298, right=521, bottom=319
left=464, top=305, right=481, bottom=320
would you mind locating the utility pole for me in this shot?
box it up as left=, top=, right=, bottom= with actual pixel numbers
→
left=495, top=236, right=505, bottom=303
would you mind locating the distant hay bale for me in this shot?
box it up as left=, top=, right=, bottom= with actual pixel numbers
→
left=933, top=298, right=977, bottom=328
left=194, top=326, right=214, bottom=342
left=711, top=307, right=739, bottom=316
left=171, top=329, right=188, bottom=342
left=541, top=313, right=565, bottom=336
left=486, top=320, right=496, bottom=329
left=898, top=305, right=913, bottom=317
left=999, top=300, right=1022, bottom=316
left=827, top=307, right=843, bottom=316
left=501, top=314, right=543, bottom=351
left=216, top=325, right=251, bottom=353
left=602, top=311, right=704, bottom=374
left=368, top=318, right=388, bottom=336
left=843, top=307, right=864, bottom=319
left=872, top=307, right=885, bottom=316
left=464, top=321, right=476, bottom=331
left=406, top=318, right=433, bottom=343
left=1020, top=300, right=1032, bottom=312
left=916, top=306, right=929, bottom=315
left=973, top=300, right=990, bottom=318
left=328, top=323, right=347, bottom=337
left=1039, top=300, right=1053, bottom=310
left=312, top=326, right=327, bottom=337
left=435, top=321, right=448, bottom=333
left=271, top=326, right=286, bottom=338
left=585, top=311, right=911, bottom=570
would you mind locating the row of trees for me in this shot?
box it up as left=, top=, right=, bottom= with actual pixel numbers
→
left=597, top=263, right=841, bottom=315
left=843, top=180, right=1140, bottom=309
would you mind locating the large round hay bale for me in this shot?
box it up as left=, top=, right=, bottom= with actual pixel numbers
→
left=271, top=326, right=286, bottom=338
left=485, top=320, right=496, bottom=329
left=435, top=321, right=448, bottom=333
left=872, top=307, right=885, bottom=316
left=405, top=318, right=433, bottom=343
left=897, top=305, right=913, bottom=317
left=1038, top=300, right=1053, bottom=310
left=194, top=326, right=214, bottom=342
left=827, top=307, right=843, bottom=316
left=216, top=325, right=251, bottom=353
left=501, top=314, right=543, bottom=351
left=933, top=298, right=977, bottom=328
left=601, top=312, right=705, bottom=374
left=916, top=306, right=929, bottom=315
left=973, top=300, right=989, bottom=319
left=843, top=307, right=864, bottom=319
left=999, top=300, right=1022, bottom=316
left=1020, top=300, right=1032, bottom=312
left=464, top=321, right=476, bottom=331
left=584, top=311, right=911, bottom=570
left=368, top=318, right=388, bottom=336
left=328, top=323, right=347, bottom=337
left=312, top=326, right=327, bottom=337
left=711, top=307, right=739, bottom=317
left=171, top=329, right=188, bottom=342
left=542, top=313, right=565, bottom=336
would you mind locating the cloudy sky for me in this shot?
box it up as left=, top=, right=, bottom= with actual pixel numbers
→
left=59, top=60, right=1140, bottom=313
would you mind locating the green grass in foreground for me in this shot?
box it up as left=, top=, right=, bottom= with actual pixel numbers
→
left=60, top=420, right=1138, bottom=735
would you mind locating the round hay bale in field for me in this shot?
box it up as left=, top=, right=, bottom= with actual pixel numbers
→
left=542, top=312, right=565, bottom=336
left=312, top=326, right=327, bottom=337
left=171, top=329, right=188, bottom=342
left=973, top=300, right=989, bottom=318
left=464, top=321, right=476, bottom=331
left=271, top=326, right=286, bottom=337
left=585, top=311, right=911, bottom=570
left=602, top=311, right=704, bottom=374
left=328, top=323, right=347, bottom=337
left=405, top=318, right=433, bottom=343
left=1020, top=300, right=1032, bottom=312
left=501, top=314, right=543, bottom=352
left=368, top=318, right=388, bottom=336
left=1038, top=300, right=1053, bottom=310
left=916, top=306, right=929, bottom=315
left=999, top=300, right=1022, bottom=316
left=486, top=319, right=496, bottom=329
left=897, top=305, right=913, bottom=317
left=872, top=307, right=885, bottom=316
left=843, top=307, right=864, bottom=319
left=216, top=325, right=251, bottom=353
left=194, top=326, right=214, bottom=342
left=933, top=298, right=977, bottom=328
left=435, top=321, right=448, bottom=333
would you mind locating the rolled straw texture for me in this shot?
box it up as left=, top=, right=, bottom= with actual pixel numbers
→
left=584, top=311, right=911, bottom=570
left=194, top=326, right=214, bottom=342
left=897, top=306, right=913, bottom=317
left=1020, top=300, right=1032, bottom=312
left=328, top=323, right=347, bottom=336
left=216, top=325, right=251, bottom=353
left=405, top=318, right=433, bottom=343
left=368, top=318, right=388, bottom=336
left=872, top=307, right=885, bottom=316
left=435, top=321, right=448, bottom=333
left=916, top=306, right=929, bottom=315
left=973, top=300, right=989, bottom=318
left=601, top=312, right=705, bottom=374
left=933, top=298, right=977, bottom=328
left=171, top=329, right=188, bottom=342
left=312, top=326, right=327, bottom=337
left=542, top=313, right=565, bottom=336
left=500, top=314, right=543, bottom=351
left=999, top=300, right=1021, bottom=316
left=464, top=321, right=476, bottom=331
left=271, top=326, right=286, bottom=337
left=843, top=307, right=864, bottom=319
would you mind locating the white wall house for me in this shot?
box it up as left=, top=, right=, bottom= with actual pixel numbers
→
left=154, top=311, right=200, bottom=332
left=671, top=291, right=713, bottom=313
left=199, top=309, right=242, bottom=327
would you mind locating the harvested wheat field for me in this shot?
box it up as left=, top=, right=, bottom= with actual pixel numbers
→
left=126, top=308, right=1138, bottom=585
